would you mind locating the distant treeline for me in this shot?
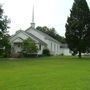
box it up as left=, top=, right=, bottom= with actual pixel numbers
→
left=36, top=26, right=66, bottom=43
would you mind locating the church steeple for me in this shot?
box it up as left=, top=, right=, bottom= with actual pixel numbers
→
left=31, top=5, right=35, bottom=28
left=32, top=5, right=34, bottom=23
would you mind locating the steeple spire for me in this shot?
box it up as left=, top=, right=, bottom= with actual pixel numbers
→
left=31, top=4, right=35, bottom=28
left=32, top=4, right=34, bottom=23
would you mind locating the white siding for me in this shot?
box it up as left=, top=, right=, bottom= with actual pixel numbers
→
left=60, top=48, right=71, bottom=56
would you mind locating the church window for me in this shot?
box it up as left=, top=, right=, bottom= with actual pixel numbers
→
left=17, top=44, right=21, bottom=47
left=39, top=44, right=41, bottom=50
left=57, top=45, right=58, bottom=52
left=54, top=44, right=56, bottom=51
left=51, top=42, right=52, bottom=50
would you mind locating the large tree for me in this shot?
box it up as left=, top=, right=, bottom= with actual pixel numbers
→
left=0, top=5, right=10, bottom=57
left=65, top=0, right=90, bottom=58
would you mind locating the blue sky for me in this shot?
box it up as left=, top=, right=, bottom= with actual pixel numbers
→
left=1, top=0, right=90, bottom=37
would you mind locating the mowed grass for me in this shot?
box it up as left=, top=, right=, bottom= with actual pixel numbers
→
left=0, top=56, right=90, bottom=90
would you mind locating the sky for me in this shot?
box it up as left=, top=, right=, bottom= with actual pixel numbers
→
left=1, top=0, right=90, bottom=37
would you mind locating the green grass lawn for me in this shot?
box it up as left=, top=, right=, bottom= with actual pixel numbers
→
left=0, top=56, right=90, bottom=90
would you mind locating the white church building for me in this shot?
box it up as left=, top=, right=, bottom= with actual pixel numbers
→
left=10, top=7, right=71, bottom=56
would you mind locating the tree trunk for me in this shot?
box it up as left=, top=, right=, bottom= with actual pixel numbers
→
left=78, top=51, right=82, bottom=58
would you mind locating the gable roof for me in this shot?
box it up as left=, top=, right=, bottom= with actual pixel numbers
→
left=10, top=29, right=47, bottom=45
left=13, top=37, right=23, bottom=43
left=10, top=30, right=28, bottom=39
left=25, top=31, right=47, bottom=45
left=26, top=27, right=61, bottom=44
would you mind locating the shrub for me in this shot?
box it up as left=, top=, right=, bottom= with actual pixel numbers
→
left=22, top=38, right=38, bottom=57
left=42, top=49, right=50, bottom=56
left=60, top=53, right=64, bottom=56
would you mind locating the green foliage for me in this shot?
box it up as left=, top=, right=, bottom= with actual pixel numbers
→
left=0, top=5, right=11, bottom=57
left=36, top=26, right=66, bottom=43
left=0, top=34, right=11, bottom=57
left=86, top=14, right=90, bottom=53
left=22, top=38, right=38, bottom=56
left=42, top=48, right=50, bottom=56
left=65, top=0, right=90, bottom=58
